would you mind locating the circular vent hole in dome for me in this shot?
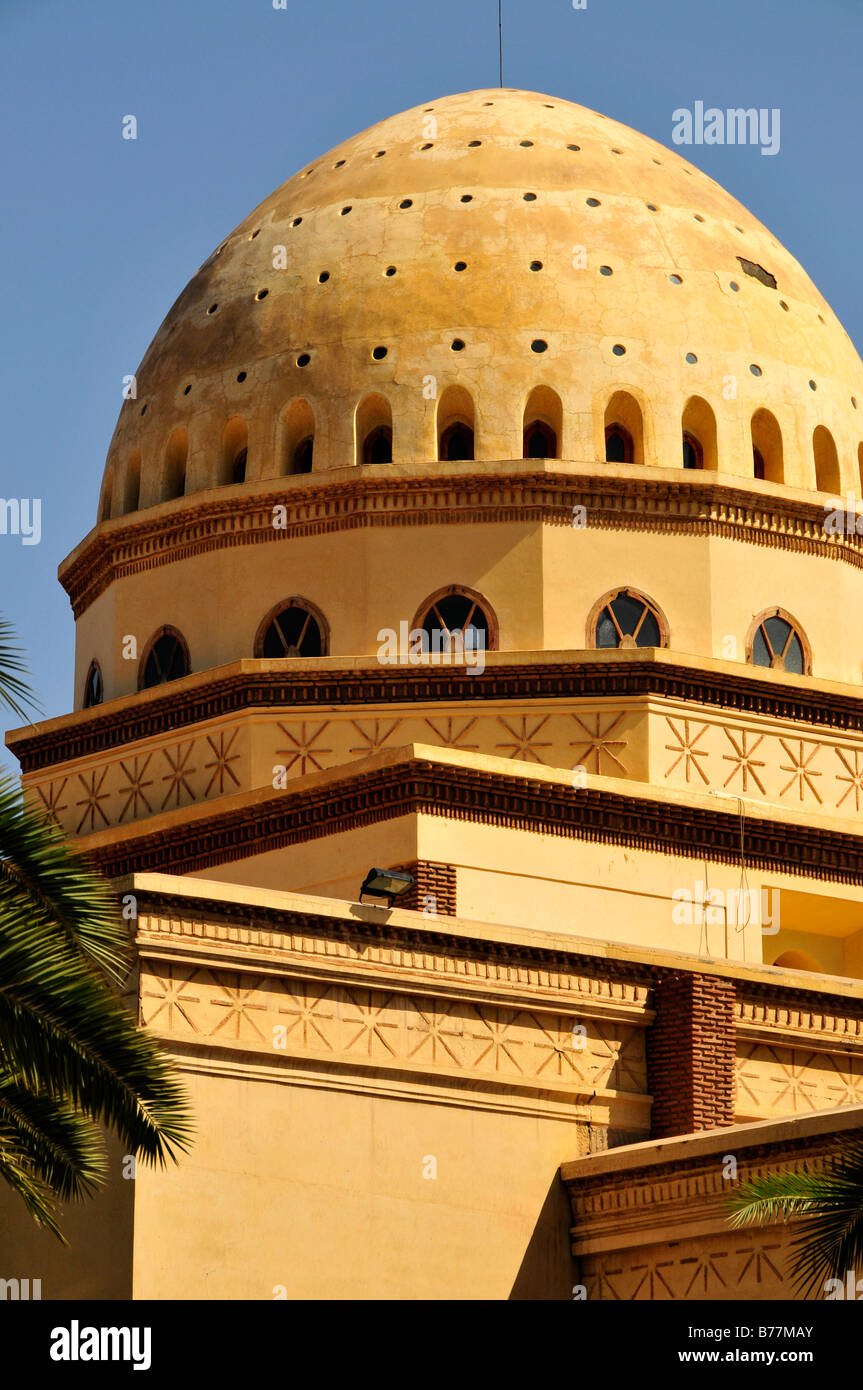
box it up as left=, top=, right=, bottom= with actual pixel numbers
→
left=250, top=229, right=260, bottom=240
left=384, top=266, right=397, bottom=277
left=750, top=364, right=762, bottom=376
left=520, top=140, right=534, bottom=147
left=600, top=265, right=613, bottom=276
left=375, top=150, right=386, bottom=158
left=468, top=140, right=482, bottom=147
left=818, top=314, right=825, bottom=324
left=140, top=404, right=147, bottom=415
left=451, top=338, right=465, bottom=351
left=372, top=346, right=388, bottom=360
left=735, top=225, right=744, bottom=233
left=421, top=143, right=433, bottom=150
left=183, top=384, right=192, bottom=395
left=318, top=271, right=330, bottom=283
left=586, top=197, right=601, bottom=207
left=611, top=147, right=623, bottom=154
left=460, top=194, right=473, bottom=202
left=399, top=199, right=413, bottom=209
left=686, top=352, right=697, bottom=364
left=694, top=214, right=705, bottom=222
left=566, top=144, right=580, bottom=151
left=341, top=206, right=352, bottom=216
left=531, top=339, right=548, bottom=353
left=780, top=300, right=789, bottom=311
left=255, top=289, right=269, bottom=301
left=523, top=192, right=537, bottom=201
left=454, top=261, right=467, bottom=272
left=669, top=274, right=683, bottom=284
left=291, top=217, right=302, bottom=228
left=853, top=397, right=858, bottom=409
left=334, top=159, right=345, bottom=168
left=297, top=353, right=311, bottom=367
left=530, top=260, right=543, bottom=271
left=612, top=344, right=626, bottom=356
left=237, top=371, right=247, bottom=382
left=647, top=203, right=659, bottom=212
left=809, top=380, right=817, bottom=390
left=729, top=282, right=740, bottom=292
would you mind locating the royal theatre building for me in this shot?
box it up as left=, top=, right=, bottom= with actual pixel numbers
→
left=7, top=89, right=863, bottom=1301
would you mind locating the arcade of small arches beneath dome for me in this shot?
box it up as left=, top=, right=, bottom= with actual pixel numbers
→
left=81, top=588, right=812, bottom=706
left=98, top=386, right=863, bottom=522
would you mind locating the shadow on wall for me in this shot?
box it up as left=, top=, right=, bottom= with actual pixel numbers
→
left=508, top=1171, right=576, bottom=1300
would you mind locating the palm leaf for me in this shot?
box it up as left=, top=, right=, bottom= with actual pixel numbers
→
left=727, top=1140, right=863, bottom=1296
left=0, top=616, right=41, bottom=722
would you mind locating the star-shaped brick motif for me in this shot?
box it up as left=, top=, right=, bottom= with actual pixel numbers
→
left=275, top=721, right=332, bottom=776
left=664, top=717, right=710, bottom=785
left=722, top=728, right=766, bottom=795
left=569, top=712, right=627, bottom=775
left=75, top=767, right=111, bottom=834
left=495, top=715, right=552, bottom=763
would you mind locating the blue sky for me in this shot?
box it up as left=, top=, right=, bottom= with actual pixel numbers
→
left=0, top=0, right=860, bottom=765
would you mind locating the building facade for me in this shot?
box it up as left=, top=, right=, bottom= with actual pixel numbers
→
left=6, top=88, right=863, bottom=1299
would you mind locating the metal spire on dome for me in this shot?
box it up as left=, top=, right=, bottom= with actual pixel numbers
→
left=498, top=1, right=503, bottom=86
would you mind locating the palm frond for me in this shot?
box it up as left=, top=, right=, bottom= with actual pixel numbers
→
left=0, top=616, right=41, bottom=722
left=0, top=775, right=129, bottom=980
left=727, top=1140, right=863, bottom=1296
left=0, top=1077, right=106, bottom=1201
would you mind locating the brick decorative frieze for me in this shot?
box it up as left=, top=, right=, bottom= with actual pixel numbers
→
left=60, top=469, right=863, bottom=620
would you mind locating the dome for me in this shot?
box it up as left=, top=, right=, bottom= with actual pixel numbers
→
left=66, top=89, right=863, bottom=709
left=99, top=87, right=863, bottom=512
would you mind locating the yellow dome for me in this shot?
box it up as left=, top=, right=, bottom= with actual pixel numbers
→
left=100, top=87, right=863, bottom=512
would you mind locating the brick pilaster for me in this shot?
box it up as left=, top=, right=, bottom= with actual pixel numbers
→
left=387, top=860, right=457, bottom=916
left=646, top=972, right=736, bottom=1138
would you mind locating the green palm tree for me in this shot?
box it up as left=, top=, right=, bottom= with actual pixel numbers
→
left=0, top=616, right=192, bottom=1240
left=727, top=1139, right=863, bottom=1297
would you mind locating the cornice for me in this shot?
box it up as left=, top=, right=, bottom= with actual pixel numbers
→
left=82, top=756, right=863, bottom=885
left=12, top=652, right=863, bottom=773
left=60, top=468, right=862, bottom=618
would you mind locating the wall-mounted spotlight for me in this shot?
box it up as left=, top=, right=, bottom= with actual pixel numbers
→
left=359, top=868, right=415, bottom=907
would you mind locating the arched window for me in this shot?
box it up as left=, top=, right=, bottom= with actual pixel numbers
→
left=413, top=585, right=498, bottom=655
left=524, top=420, right=556, bottom=458
left=83, top=661, right=103, bottom=709
left=589, top=588, right=668, bottom=649
left=604, top=391, right=644, bottom=465
left=356, top=393, right=393, bottom=465
left=293, top=438, right=313, bottom=473
left=437, top=385, right=476, bottom=462
left=682, top=433, right=702, bottom=469
left=363, top=426, right=393, bottom=464
left=254, top=599, right=328, bottom=658
left=140, top=627, right=190, bottom=689
left=751, top=408, right=783, bottom=483
left=221, top=418, right=248, bottom=486
left=813, top=425, right=840, bottom=493
left=523, top=386, right=562, bottom=459
left=605, top=424, right=633, bottom=463
left=99, top=468, right=114, bottom=522
left=747, top=608, right=810, bottom=675
left=163, top=428, right=188, bottom=501
left=681, top=396, right=717, bottom=471
left=281, top=399, right=315, bottom=476
left=123, top=449, right=141, bottom=514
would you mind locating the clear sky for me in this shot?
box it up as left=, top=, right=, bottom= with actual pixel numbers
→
left=0, top=0, right=860, bottom=768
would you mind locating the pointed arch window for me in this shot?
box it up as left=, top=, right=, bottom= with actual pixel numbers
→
left=747, top=609, right=810, bottom=675
left=255, top=599, right=328, bottom=658
left=140, top=627, right=190, bottom=689
left=83, top=661, right=103, bottom=709
left=589, top=588, right=668, bottom=649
